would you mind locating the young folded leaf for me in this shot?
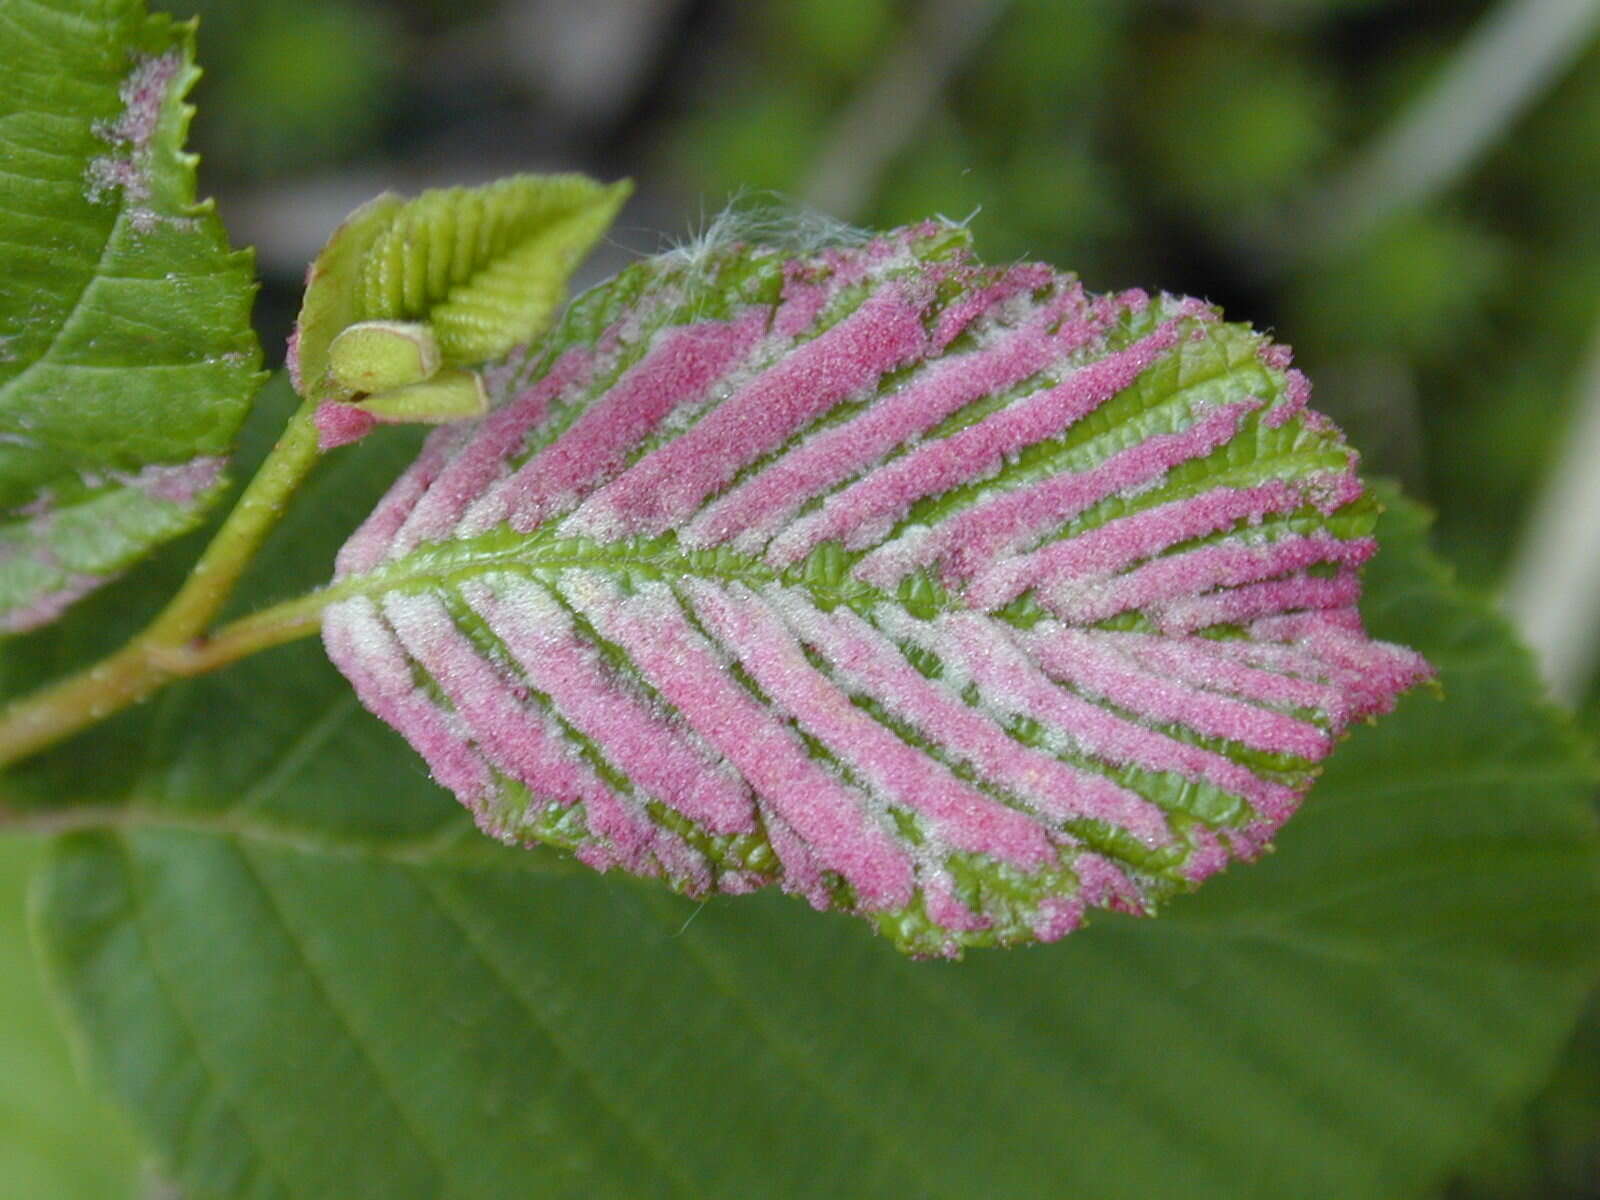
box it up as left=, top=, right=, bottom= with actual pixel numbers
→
left=0, top=0, right=262, bottom=634
left=289, top=174, right=633, bottom=404
left=323, top=220, right=1430, bottom=957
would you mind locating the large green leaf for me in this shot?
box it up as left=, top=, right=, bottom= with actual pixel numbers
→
left=0, top=0, right=262, bottom=633
left=15, top=380, right=1599, bottom=1197
left=0, top=837, right=142, bottom=1198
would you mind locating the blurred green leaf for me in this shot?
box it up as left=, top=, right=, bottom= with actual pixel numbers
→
left=992, top=138, right=1128, bottom=269
left=1128, top=32, right=1336, bottom=218
left=966, top=0, right=1126, bottom=129
left=872, top=114, right=989, bottom=232
left=1290, top=212, right=1509, bottom=358
left=1507, top=43, right=1600, bottom=232
left=1451, top=987, right=1600, bottom=1198
left=0, top=838, right=142, bottom=1198
left=668, top=87, right=828, bottom=199
left=179, top=0, right=402, bottom=178
left=761, top=0, right=896, bottom=81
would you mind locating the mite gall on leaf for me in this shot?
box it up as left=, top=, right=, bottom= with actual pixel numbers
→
left=323, top=215, right=1431, bottom=958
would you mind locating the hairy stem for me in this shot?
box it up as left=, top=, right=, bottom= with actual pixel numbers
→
left=0, top=399, right=332, bottom=770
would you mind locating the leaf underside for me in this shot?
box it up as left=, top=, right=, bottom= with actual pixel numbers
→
left=323, top=222, right=1430, bottom=956
left=0, top=0, right=262, bottom=633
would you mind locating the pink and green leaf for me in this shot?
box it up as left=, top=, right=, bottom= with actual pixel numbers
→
left=323, top=221, right=1430, bottom=956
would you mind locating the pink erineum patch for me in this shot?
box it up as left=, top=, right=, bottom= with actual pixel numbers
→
left=323, top=219, right=1431, bottom=957
left=2, top=453, right=233, bottom=635
left=1, top=568, right=110, bottom=635
left=85, top=52, right=182, bottom=223
left=109, top=457, right=227, bottom=507
left=314, top=402, right=378, bottom=450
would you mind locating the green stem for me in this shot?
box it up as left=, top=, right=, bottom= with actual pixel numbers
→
left=0, top=398, right=331, bottom=770
left=145, top=396, right=322, bottom=643
left=0, top=580, right=333, bottom=769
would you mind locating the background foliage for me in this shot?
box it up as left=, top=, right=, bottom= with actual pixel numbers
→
left=173, top=0, right=1600, bottom=703
left=3, top=0, right=1600, bottom=1196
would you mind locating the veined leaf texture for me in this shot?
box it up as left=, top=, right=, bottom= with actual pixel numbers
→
left=291, top=176, right=632, bottom=403
left=323, top=220, right=1429, bottom=956
left=0, top=0, right=261, bottom=633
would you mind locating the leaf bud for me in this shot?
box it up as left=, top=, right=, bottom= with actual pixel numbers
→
left=327, top=320, right=441, bottom=395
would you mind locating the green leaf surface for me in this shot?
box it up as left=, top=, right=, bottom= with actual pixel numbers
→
left=16, top=387, right=1600, bottom=1197
left=0, top=0, right=263, bottom=633
left=0, top=837, right=142, bottom=1198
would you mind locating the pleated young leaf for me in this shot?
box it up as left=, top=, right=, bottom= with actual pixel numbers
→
left=0, top=0, right=262, bottom=634
left=322, top=220, right=1430, bottom=956
left=289, top=174, right=633, bottom=403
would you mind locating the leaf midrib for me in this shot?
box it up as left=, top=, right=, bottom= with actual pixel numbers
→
left=331, top=531, right=922, bottom=617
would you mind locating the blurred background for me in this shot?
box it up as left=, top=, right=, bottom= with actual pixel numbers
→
left=160, top=0, right=1600, bottom=1193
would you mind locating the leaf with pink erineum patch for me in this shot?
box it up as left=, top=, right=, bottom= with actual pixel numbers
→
left=321, top=219, right=1430, bottom=957
left=0, top=0, right=262, bottom=635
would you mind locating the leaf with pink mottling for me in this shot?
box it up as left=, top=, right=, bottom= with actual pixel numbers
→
left=323, top=220, right=1429, bottom=956
left=0, top=0, right=263, bottom=633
